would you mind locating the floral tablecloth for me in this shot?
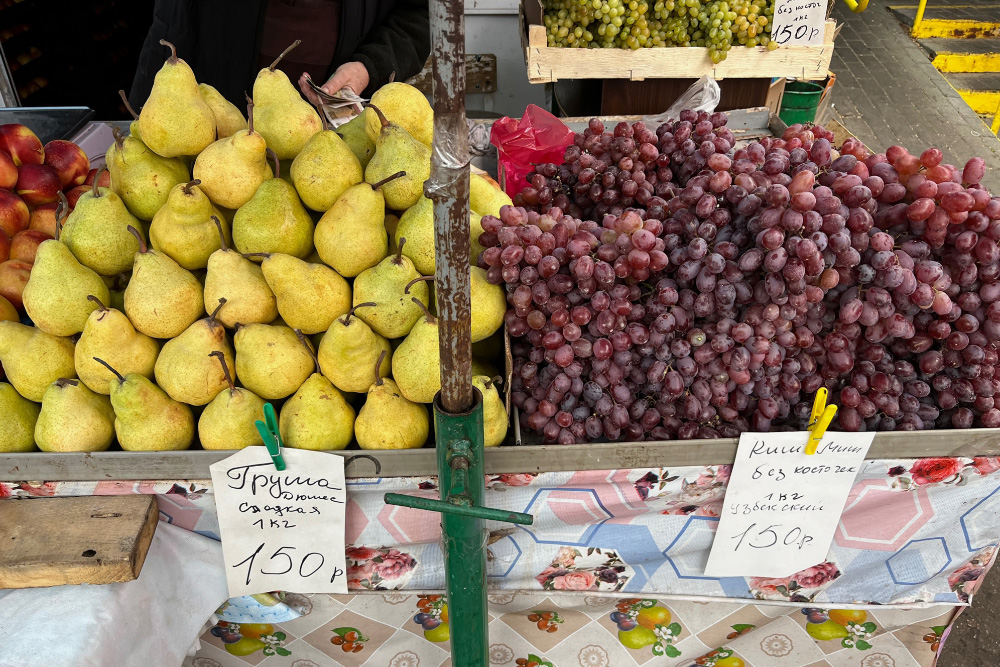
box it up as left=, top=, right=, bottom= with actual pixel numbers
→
left=5, top=455, right=1000, bottom=666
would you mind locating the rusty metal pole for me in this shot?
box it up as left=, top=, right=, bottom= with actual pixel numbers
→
left=425, top=0, right=487, bottom=665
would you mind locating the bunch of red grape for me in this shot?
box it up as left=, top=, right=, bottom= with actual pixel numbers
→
left=483, top=111, right=1000, bottom=443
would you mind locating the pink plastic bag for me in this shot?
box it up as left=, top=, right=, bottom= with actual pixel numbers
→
left=490, top=104, right=575, bottom=198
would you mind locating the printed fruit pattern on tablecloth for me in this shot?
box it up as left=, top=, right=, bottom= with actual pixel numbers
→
left=210, top=621, right=292, bottom=657
left=330, top=627, right=368, bottom=654
left=611, top=598, right=682, bottom=657
left=515, top=655, right=554, bottom=667
left=527, top=610, right=563, bottom=633
left=690, top=647, right=745, bottom=666
left=801, top=608, right=877, bottom=650
left=413, top=594, right=450, bottom=643
left=922, top=625, right=947, bottom=653
left=726, top=624, right=755, bottom=640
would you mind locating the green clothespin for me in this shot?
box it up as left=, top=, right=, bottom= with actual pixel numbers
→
left=254, top=403, right=286, bottom=470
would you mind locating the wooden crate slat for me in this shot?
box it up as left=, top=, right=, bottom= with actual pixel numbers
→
left=0, top=495, right=158, bottom=588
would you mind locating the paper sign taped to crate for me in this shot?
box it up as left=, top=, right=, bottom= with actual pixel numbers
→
left=704, top=431, right=873, bottom=578
left=210, top=447, right=348, bottom=597
left=770, top=0, right=825, bottom=46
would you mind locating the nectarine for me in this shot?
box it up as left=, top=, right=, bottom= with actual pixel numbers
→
left=43, top=140, right=89, bottom=188
left=0, top=258, right=32, bottom=311
left=0, top=124, right=44, bottom=166
left=16, top=163, right=61, bottom=206
left=0, top=151, right=16, bottom=189
left=10, top=229, right=49, bottom=263
left=0, top=189, right=29, bottom=238
left=28, top=202, right=59, bottom=237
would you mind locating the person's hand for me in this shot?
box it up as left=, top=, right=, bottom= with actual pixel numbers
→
left=298, top=62, right=370, bottom=105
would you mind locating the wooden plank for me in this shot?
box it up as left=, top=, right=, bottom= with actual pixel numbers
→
left=523, top=14, right=836, bottom=82
left=405, top=54, right=498, bottom=94
left=2, top=429, right=999, bottom=481
left=0, top=495, right=158, bottom=588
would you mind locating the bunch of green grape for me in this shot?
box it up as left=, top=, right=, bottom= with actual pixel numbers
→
left=542, top=0, right=776, bottom=60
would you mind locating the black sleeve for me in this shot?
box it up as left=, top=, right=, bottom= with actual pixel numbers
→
left=351, top=0, right=430, bottom=97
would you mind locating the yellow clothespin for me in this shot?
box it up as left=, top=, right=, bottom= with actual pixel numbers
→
left=805, top=388, right=837, bottom=455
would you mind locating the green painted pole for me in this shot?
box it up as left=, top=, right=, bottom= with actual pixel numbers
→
left=383, top=493, right=534, bottom=525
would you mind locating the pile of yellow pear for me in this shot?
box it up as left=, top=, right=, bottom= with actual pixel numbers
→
left=0, top=40, right=510, bottom=454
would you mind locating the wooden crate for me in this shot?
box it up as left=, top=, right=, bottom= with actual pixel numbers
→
left=520, top=0, right=836, bottom=83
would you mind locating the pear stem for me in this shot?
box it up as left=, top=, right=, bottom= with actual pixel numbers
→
left=92, top=357, right=125, bottom=384
left=404, top=275, right=434, bottom=294
left=127, top=225, right=147, bottom=253
left=269, top=40, right=301, bottom=71
left=341, top=302, right=375, bottom=326
left=370, top=171, right=407, bottom=191
left=112, top=126, right=125, bottom=151
left=209, top=298, right=227, bottom=324
left=266, top=148, right=279, bottom=177
left=374, top=350, right=386, bottom=387
left=159, top=39, right=178, bottom=63
left=55, top=191, right=67, bottom=241
left=92, top=165, right=107, bottom=198
left=87, top=295, right=108, bottom=312
left=485, top=375, right=503, bottom=389
left=394, top=237, right=406, bottom=265
left=242, top=252, right=271, bottom=259
left=411, top=297, right=436, bottom=323
left=55, top=378, right=79, bottom=388
left=209, top=350, right=234, bottom=394
left=118, top=89, right=139, bottom=120
left=244, top=94, right=255, bottom=136
left=183, top=179, right=201, bottom=195
left=368, top=104, right=389, bottom=129
left=295, top=329, right=321, bottom=374
left=212, top=215, right=228, bottom=252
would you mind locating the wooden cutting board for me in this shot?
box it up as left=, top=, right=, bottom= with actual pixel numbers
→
left=0, top=494, right=159, bottom=588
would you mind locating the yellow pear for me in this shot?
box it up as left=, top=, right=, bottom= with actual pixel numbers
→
left=149, top=179, right=231, bottom=270
left=106, top=123, right=190, bottom=221
left=232, top=151, right=314, bottom=259
left=252, top=41, right=323, bottom=159
left=338, top=113, right=376, bottom=169
left=279, top=342, right=355, bottom=451
left=351, top=242, right=429, bottom=338
left=470, top=171, right=513, bottom=218
left=234, top=323, right=314, bottom=399
left=392, top=298, right=440, bottom=403
left=198, top=83, right=247, bottom=138
left=363, top=82, right=433, bottom=146
left=23, top=200, right=109, bottom=337
left=314, top=172, right=406, bottom=277
left=260, top=253, right=351, bottom=334
left=35, top=378, right=115, bottom=452
left=193, top=98, right=272, bottom=210
left=198, top=351, right=266, bottom=450
left=473, top=375, right=508, bottom=447
left=136, top=40, right=215, bottom=158
left=154, top=300, right=235, bottom=405
left=471, top=266, right=505, bottom=343
left=356, top=351, right=429, bottom=450
left=0, top=382, right=40, bottom=452
left=124, top=225, right=206, bottom=338
left=290, top=110, right=363, bottom=212
left=61, top=171, right=145, bottom=276
left=75, top=295, right=159, bottom=394
left=318, top=303, right=393, bottom=394
left=96, top=357, right=194, bottom=451
left=203, top=216, right=278, bottom=328
left=364, top=105, right=430, bottom=210
left=0, top=322, right=76, bottom=401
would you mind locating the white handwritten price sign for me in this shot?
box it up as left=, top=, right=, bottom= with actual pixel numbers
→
left=770, top=0, right=825, bottom=46
left=210, top=447, right=348, bottom=597
left=704, top=431, right=873, bottom=578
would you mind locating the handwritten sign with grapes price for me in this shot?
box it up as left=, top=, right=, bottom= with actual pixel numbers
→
left=704, top=431, right=873, bottom=578
left=210, top=447, right=348, bottom=597
left=771, top=0, right=825, bottom=46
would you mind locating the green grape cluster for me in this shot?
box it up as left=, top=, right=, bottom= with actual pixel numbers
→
left=542, top=0, right=775, bottom=60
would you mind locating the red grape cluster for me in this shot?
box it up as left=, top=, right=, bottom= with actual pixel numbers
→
left=484, top=113, right=1000, bottom=443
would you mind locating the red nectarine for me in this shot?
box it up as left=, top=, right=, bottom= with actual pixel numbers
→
left=64, top=185, right=89, bottom=209
left=27, top=202, right=59, bottom=237
left=10, top=229, right=49, bottom=263
left=83, top=168, right=111, bottom=187
left=0, top=229, right=8, bottom=263
left=0, top=258, right=32, bottom=311
left=0, top=124, right=44, bottom=166
left=0, top=151, right=16, bottom=190
left=16, top=163, right=61, bottom=206
left=0, top=189, right=29, bottom=238
left=43, top=140, right=89, bottom=188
